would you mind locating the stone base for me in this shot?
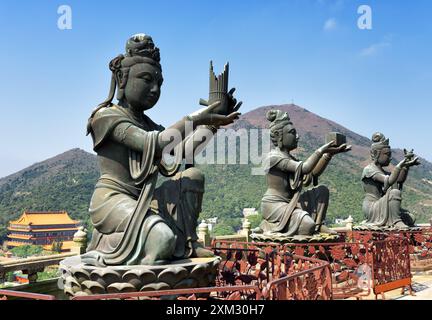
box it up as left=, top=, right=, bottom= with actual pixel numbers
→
left=411, top=254, right=432, bottom=272
left=353, top=224, right=423, bottom=232
left=250, top=232, right=342, bottom=243
left=58, top=255, right=221, bottom=298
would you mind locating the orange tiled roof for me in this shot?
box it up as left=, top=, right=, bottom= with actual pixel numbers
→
left=5, top=241, right=31, bottom=247
left=9, top=211, right=79, bottom=226
left=29, top=228, right=79, bottom=232
left=7, top=226, right=30, bottom=232
left=8, top=234, right=33, bottom=240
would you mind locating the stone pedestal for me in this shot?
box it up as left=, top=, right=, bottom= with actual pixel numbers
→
left=58, top=255, right=221, bottom=298
left=250, top=232, right=341, bottom=243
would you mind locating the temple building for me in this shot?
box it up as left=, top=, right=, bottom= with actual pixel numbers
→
left=6, top=211, right=80, bottom=252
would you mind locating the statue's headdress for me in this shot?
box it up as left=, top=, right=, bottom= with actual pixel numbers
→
left=371, top=132, right=390, bottom=151
left=266, top=109, right=294, bottom=146
left=87, top=34, right=162, bottom=134
left=267, top=110, right=292, bottom=129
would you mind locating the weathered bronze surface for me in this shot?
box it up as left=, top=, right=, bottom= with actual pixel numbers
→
left=81, top=34, right=241, bottom=267
left=257, top=109, right=351, bottom=237
left=360, top=132, right=420, bottom=229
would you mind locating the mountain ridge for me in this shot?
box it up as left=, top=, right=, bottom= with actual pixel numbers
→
left=1, top=104, right=431, bottom=238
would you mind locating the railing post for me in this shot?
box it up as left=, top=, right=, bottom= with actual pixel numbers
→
left=198, top=220, right=211, bottom=247
left=345, top=215, right=354, bottom=231
left=241, top=218, right=252, bottom=242
left=71, top=227, right=88, bottom=255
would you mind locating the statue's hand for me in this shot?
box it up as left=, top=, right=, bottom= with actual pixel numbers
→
left=226, top=87, right=243, bottom=115
left=326, top=143, right=352, bottom=155
left=405, top=156, right=421, bottom=167
left=192, top=101, right=241, bottom=127
left=317, top=140, right=336, bottom=154
left=199, top=87, right=242, bottom=116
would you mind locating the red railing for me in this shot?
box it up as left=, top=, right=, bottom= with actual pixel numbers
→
left=0, top=289, right=56, bottom=300
left=72, top=242, right=332, bottom=300
left=71, top=285, right=262, bottom=300
left=370, top=237, right=412, bottom=299
left=211, top=234, right=414, bottom=300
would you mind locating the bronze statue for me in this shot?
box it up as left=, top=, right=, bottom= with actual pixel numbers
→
left=259, top=110, right=351, bottom=237
left=82, top=34, right=241, bottom=266
left=361, top=132, right=419, bottom=229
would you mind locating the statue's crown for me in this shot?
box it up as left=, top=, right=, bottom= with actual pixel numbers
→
left=125, top=34, right=160, bottom=62
left=371, top=132, right=389, bottom=150
left=266, top=109, right=291, bottom=123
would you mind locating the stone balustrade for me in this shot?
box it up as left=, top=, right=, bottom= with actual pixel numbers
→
left=0, top=227, right=87, bottom=284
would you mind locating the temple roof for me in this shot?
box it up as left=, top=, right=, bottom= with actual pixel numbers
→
left=9, top=211, right=79, bottom=226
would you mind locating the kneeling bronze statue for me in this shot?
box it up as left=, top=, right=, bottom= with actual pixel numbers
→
left=258, top=109, right=351, bottom=238
left=82, top=34, right=241, bottom=267
left=360, top=132, right=419, bottom=229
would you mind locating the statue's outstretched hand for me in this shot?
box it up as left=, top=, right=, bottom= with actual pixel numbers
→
left=326, top=143, right=352, bottom=155
left=226, top=87, right=243, bottom=114
left=405, top=156, right=421, bottom=167
left=199, top=87, right=242, bottom=116
left=191, top=101, right=241, bottom=127
left=317, top=140, right=336, bottom=154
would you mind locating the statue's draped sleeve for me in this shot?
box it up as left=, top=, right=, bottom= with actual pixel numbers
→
left=267, top=149, right=308, bottom=190
left=362, top=163, right=390, bottom=192
left=260, top=150, right=305, bottom=234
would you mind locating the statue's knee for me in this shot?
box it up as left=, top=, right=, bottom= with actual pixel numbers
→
left=316, top=185, right=330, bottom=201
left=150, top=223, right=175, bottom=256
left=389, top=189, right=402, bottom=200
left=182, top=167, right=204, bottom=183
left=298, top=215, right=315, bottom=235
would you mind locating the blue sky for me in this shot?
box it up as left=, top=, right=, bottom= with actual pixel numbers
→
left=0, top=0, right=431, bottom=177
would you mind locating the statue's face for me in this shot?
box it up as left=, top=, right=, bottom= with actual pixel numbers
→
left=281, top=123, right=299, bottom=151
left=124, top=63, right=163, bottom=111
left=377, top=147, right=392, bottom=166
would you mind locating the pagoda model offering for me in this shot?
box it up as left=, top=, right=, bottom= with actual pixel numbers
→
left=58, top=34, right=242, bottom=296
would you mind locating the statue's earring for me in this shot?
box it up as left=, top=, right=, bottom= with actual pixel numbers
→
left=116, top=70, right=128, bottom=100
left=274, top=131, right=283, bottom=148
left=371, top=150, right=379, bottom=163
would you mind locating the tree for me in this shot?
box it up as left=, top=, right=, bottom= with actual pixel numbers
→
left=51, top=241, right=63, bottom=253
left=10, top=245, right=43, bottom=258
left=247, top=214, right=263, bottom=229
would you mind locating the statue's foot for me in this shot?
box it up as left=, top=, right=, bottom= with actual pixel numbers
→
left=140, top=255, right=171, bottom=266
left=191, top=242, right=215, bottom=258
left=393, top=221, right=410, bottom=229
left=319, top=225, right=338, bottom=235
left=251, top=227, right=263, bottom=234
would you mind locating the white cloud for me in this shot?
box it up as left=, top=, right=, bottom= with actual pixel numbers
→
left=316, top=0, right=346, bottom=11
left=360, top=37, right=392, bottom=57
left=323, top=18, right=337, bottom=31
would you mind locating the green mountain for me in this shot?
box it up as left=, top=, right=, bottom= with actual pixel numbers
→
left=1, top=104, right=431, bottom=239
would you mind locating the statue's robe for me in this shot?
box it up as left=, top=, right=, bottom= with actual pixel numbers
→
left=361, top=163, right=414, bottom=227
left=260, top=149, right=329, bottom=236
left=82, top=105, right=203, bottom=266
